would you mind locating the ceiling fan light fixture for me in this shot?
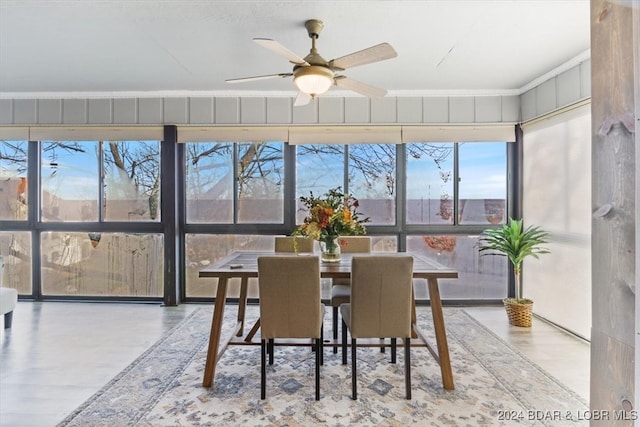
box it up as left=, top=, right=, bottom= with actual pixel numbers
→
left=293, top=66, right=334, bottom=96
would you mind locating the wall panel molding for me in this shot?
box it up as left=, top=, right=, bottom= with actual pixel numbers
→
left=0, top=95, right=521, bottom=126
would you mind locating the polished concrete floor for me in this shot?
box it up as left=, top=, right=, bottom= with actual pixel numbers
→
left=0, top=302, right=590, bottom=427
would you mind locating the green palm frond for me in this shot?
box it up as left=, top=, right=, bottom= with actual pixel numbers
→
left=478, top=218, right=550, bottom=273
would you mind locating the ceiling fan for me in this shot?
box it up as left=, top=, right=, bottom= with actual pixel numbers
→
left=226, top=19, right=398, bottom=106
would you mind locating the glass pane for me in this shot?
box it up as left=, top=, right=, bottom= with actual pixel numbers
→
left=348, top=144, right=396, bottom=225
left=237, top=142, right=284, bottom=223
left=41, top=141, right=99, bottom=222
left=407, top=234, right=507, bottom=300
left=0, top=140, right=28, bottom=220
left=458, top=142, right=506, bottom=225
left=185, top=142, right=234, bottom=224
left=406, top=143, right=454, bottom=224
left=41, top=232, right=163, bottom=297
left=0, top=231, right=32, bottom=294
left=296, top=144, right=344, bottom=223
left=104, top=141, right=161, bottom=222
left=370, top=235, right=397, bottom=252
left=185, top=234, right=273, bottom=298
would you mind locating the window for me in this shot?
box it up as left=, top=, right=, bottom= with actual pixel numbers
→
left=295, top=143, right=397, bottom=225
left=406, top=142, right=506, bottom=225
left=41, top=141, right=99, bottom=222
left=37, top=139, right=163, bottom=298
left=296, top=144, right=345, bottom=223
left=0, top=140, right=28, bottom=221
left=185, top=141, right=284, bottom=224
left=0, top=231, right=31, bottom=294
left=41, top=232, right=163, bottom=297
left=104, top=141, right=161, bottom=222
left=348, top=144, right=396, bottom=225
left=40, top=140, right=161, bottom=222
left=405, top=143, right=454, bottom=224
left=458, top=142, right=506, bottom=225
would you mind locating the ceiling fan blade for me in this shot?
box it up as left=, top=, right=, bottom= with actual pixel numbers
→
left=294, top=91, right=312, bottom=106
left=330, top=43, right=397, bottom=70
left=254, top=38, right=309, bottom=66
left=334, top=76, right=388, bottom=98
left=226, top=73, right=292, bottom=83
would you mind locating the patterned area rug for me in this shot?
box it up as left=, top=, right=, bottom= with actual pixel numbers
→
left=58, top=306, right=588, bottom=426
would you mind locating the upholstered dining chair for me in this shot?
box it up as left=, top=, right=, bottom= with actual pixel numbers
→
left=329, top=236, right=371, bottom=352
left=274, top=235, right=315, bottom=253
left=340, top=255, right=414, bottom=400
left=258, top=255, right=324, bottom=400
left=243, top=236, right=315, bottom=342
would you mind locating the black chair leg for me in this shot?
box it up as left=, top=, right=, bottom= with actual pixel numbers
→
left=315, top=337, right=321, bottom=400
left=405, top=337, right=411, bottom=400
left=391, top=337, right=397, bottom=363
left=260, top=339, right=266, bottom=399
left=341, top=318, right=348, bottom=365
left=320, top=326, right=324, bottom=366
left=351, top=337, right=357, bottom=400
left=4, top=311, right=13, bottom=329
left=332, top=306, right=338, bottom=353
left=268, top=339, right=274, bottom=365
left=380, top=338, right=385, bottom=353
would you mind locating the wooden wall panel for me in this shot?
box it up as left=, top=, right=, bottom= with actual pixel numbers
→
left=188, top=97, right=214, bottom=124
left=590, top=0, right=636, bottom=422
left=112, top=98, right=137, bottom=124
left=423, top=97, right=449, bottom=123
left=557, top=67, right=582, bottom=108
left=475, top=96, right=502, bottom=123
left=266, top=98, right=291, bottom=124
left=370, top=97, right=396, bottom=123
left=88, top=99, right=112, bottom=124
left=138, top=98, right=163, bottom=124
left=240, top=97, right=266, bottom=124
left=344, top=97, right=369, bottom=123
left=318, top=97, right=344, bottom=124
left=0, top=100, right=12, bottom=124
left=536, top=79, right=557, bottom=115
left=163, top=98, right=188, bottom=124
left=292, top=99, right=317, bottom=123
left=396, top=97, right=422, bottom=123
left=214, top=97, right=239, bottom=124
left=0, top=94, right=525, bottom=126
left=38, top=99, right=62, bottom=124
left=502, top=95, right=520, bottom=123
left=62, top=99, right=86, bottom=124
left=449, top=96, right=474, bottom=123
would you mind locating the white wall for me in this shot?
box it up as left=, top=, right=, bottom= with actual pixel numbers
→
left=521, top=104, right=592, bottom=339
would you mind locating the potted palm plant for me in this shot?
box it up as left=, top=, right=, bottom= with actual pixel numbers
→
left=478, top=218, right=550, bottom=327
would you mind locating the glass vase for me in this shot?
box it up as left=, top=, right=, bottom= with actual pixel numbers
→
left=320, top=236, right=341, bottom=263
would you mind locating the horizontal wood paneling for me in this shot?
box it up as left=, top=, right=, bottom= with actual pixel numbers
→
left=0, top=94, right=522, bottom=126
left=520, top=59, right=591, bottom=122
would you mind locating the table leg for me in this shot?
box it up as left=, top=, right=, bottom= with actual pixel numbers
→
left=202, top=276, right=228, bottom=388
left=411, top=287, right=418, bottom=339
left=428, top=277, right=454, bottom=390
left=236, top=277, right=248, bottom=337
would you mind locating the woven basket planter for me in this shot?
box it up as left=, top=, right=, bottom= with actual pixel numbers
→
left=503, top=298, right=533, bottom=327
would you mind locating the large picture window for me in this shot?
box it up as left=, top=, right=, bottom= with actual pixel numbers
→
left=5, top=129, right=512, bottom=303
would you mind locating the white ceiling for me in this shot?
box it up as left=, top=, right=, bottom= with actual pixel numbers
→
left=0, top=0, right=591, bottom=99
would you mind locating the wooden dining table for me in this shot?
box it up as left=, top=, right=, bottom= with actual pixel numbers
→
left=198, top=251, right=459, bottom=391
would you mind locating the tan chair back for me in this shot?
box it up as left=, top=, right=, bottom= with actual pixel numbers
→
left=258, top=256, right=322, bottom=339
left=275, top=236, right=314, bottom=253
left=349, top=255, right=413, bottom=339
left=337, top=236, right=371, bottom=253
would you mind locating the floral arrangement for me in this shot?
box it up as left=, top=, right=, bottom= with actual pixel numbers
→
left=293, top=187, right=370, bottom=247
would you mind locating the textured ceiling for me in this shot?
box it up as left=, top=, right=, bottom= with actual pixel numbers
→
left=0, top=0, right=591, bottom=98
